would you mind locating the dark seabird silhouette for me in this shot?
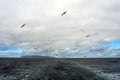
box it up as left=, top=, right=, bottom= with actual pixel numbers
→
left=86, top=35, right=90, bottom=37
left=61, top=11, right=67, bottom=16
left=55, top=54, right=58, bottom=57
left=20, top=24, right=26, bottom=28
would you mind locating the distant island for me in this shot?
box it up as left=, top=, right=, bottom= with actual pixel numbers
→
left=21, top=55, right=54, bottom=58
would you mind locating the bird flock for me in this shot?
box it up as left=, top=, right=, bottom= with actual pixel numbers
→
left=19, top=11, right=92, bottom=38
left=20, top=11, right=67, bottom=28
left=18, top=11, right=98, bottom=57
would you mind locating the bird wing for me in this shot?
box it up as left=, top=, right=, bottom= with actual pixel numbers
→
left=61, top=13, right=64, bottom=16
left=61, top=11, right=67, bottom=16
left=21, top=24, right=25, bottom=28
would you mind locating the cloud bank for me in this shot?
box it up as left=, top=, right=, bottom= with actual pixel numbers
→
left=0, top=0, right=120, bottom=57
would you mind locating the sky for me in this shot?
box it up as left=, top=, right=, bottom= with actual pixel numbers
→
left=0, top=0, right=120, bottom=58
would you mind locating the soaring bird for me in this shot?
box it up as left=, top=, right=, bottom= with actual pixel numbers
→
left=20, top=24, right=26, bottom=28
left=86, top=35, right=90, bottom=37
left=61, top=11, right=67, bottom=16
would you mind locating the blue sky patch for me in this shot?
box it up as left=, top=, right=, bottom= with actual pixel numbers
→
left=105, top=40, right=120, bottom=49
left=0, top=46, right=24, bottom=53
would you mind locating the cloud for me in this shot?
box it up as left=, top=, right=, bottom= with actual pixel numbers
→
left=0, top=0, right=120, bottom=57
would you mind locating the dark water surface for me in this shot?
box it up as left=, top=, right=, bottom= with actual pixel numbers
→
left=0, top=58, right=119, bottom=80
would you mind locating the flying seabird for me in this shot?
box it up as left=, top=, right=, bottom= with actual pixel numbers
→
left=86, top=35, right=90, bottom=37
left=61, top=11, right=67, bottom=16
left=20, top=24, right=26, bottom=28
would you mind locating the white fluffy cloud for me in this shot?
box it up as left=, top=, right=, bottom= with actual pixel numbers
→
left=0, top=0, right=120, bottom=57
